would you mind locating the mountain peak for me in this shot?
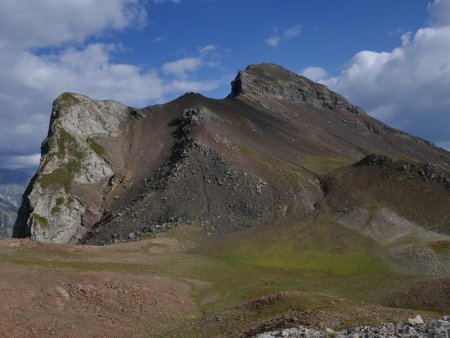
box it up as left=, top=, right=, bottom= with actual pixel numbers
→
left=229, top=63, right=364, bottom=114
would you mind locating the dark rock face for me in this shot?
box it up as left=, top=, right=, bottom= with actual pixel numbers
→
left=13, top=63, right=450, bottom=244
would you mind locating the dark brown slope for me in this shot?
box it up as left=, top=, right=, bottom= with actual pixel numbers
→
left=323, top=154, right=450, bottom=235
left=13, top=63, right=450, bottom=244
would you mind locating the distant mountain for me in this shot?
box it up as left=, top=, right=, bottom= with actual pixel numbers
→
left=0, top=168, right=32, bottom=237
left=12, top=64, right=450, bottom=278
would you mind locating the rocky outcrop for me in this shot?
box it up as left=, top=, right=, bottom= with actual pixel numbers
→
left=229, top=63, right=364, bottom=114
left=256, top=316, right=450, bottom=338
left=13, top=93, right=128, bottom=243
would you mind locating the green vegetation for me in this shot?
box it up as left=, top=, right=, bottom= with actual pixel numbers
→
left=297, top=154, right=351, bottom=175
left=1, top=212, right=446, bottom=336
left=39, top=128, right=87, bottom=191
left=51, top=197, right=65, bottom=214
left=58, top=92, right=80, bottom=109
left=56, top=128, right=86, bottom=161
left=88, top=139, right=105, bottom=156
left=51, top=206, right=61, bottom=214
left=32, top=213, right=49, bottom=229
left=56, top=197, right=65, bottom=205
left=39, top=167, right=75, bottom=191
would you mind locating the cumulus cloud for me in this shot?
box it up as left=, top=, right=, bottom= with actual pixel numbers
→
left=3, top=154, right=41, bottom=169
left=0, top=1, right=220, bottom=168
left=162, top=57, right=203, bottom=76
left=428, top=0, right=450, bottom=27
left=265, top=36, right=281, bottom=47
left=0, top=0, right=147, bottom=50
left=302, top=0, right=450, bottom=149
left=265, top=24, right=301, bottom=47
left=300, top=67, right=328, bottom=82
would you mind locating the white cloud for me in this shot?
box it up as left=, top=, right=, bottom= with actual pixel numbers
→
left=0, top=0, right=147, bottom=50
left=284, top=24, right=301, bottom=38
left=153, top=0, right=181, bottom=4
left=162, top=57, right=203, bottom=76
left=265, top=24, right=301, bottom=47
left=302, top=0, right=450, bottom=148
left=168, top=79, right=219, bottom=93
left=265, top=36, right=281, bottom=47
left=4, top=154, right=41, bottom=169
left=199, top=45, right=217, bottom=55
left=300, top=67, right=328, bottom=82
left=428, top=0, right=450, bottom=27
left=13, top=44, right=167, bottom=104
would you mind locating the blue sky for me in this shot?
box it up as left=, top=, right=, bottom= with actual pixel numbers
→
left=0, top=0, right=449, bottom=168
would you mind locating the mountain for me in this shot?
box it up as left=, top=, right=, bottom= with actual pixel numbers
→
left=0, top=168, right=31, bottom=237
left=5, top=63, right=450, bottom=336
left=13, top=64, right=450, bottom=251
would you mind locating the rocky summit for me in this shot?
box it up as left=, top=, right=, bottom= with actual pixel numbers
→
left=5, top=63, right=450, bottom=337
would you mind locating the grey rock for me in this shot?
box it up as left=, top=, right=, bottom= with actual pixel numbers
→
left=13, top=92, right=128, bottom=243
left=255, top=316, right=450, bottom=338
left=229, top=63, right=364, bottom=114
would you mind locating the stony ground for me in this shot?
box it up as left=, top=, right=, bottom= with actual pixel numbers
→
left=257, top=316, right=450, bottom=337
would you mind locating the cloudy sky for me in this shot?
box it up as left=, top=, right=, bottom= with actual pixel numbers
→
left=0, top=0, right=449, bottom=169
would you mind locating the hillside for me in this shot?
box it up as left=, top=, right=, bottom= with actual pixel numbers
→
left=3, top=63, right=450, bottom=336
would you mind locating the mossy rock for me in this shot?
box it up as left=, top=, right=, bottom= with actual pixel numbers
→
left=88, top=138, right=105, bottom=156
left=39, top=167, right=75, bottom=191
left=32, top=213, right=49, bottom=229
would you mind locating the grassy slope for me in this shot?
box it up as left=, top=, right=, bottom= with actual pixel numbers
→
left=1, top=211, right=446, bottom=336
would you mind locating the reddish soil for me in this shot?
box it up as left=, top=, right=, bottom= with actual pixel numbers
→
left=0, top=263, right=195, bottom=337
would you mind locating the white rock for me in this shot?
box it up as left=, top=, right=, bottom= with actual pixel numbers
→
left=408, top=315, right=424, bottom=325
left=325, top=327, right=336, bottom=334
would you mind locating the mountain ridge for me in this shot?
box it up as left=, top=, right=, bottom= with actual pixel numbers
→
left=13, top=63, right=450, bottom=246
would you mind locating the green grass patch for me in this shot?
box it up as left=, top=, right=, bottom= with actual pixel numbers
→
left=216, top=250, right=387, bottom=277
left=51, top=206, right=61, bottom=214
left=58, top=92, right=80, bottom=109
left=40, top=127, right=87, bottom=191
left=297, top=154, right=351, bottom=175
left=32, top=213, right=49, bottom=229
left=39, top=167, right=75, bottom=191
left=57, top=129, right=86, bottom=162
left=56, top=197, right=65, bottom=206
left=88, top=139, right=105, bottom=156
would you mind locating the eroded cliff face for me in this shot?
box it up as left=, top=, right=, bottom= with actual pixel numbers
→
left=13, top=93, right=128, bottom=243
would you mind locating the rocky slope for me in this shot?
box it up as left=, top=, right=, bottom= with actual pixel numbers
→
left=13, top=63, right=450, bottom=249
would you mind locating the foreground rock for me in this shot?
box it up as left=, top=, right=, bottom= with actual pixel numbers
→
left=256, top=316, right=450, bottom=338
